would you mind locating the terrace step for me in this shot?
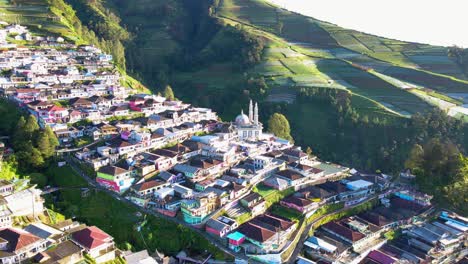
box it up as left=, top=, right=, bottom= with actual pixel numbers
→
left=226, top=205, right=248, bottom=218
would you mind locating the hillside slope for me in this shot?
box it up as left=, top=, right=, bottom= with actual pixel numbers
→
left=3, top=0, right=468, bottom=172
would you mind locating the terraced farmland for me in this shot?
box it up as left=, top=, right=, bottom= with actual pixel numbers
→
left=316, top=59, right=430, bottom=114
left=0, top=0, right=75, bottom=39
left=383, top=66, right=468, bottom=93
left=216, top=0, right=468, bottom=118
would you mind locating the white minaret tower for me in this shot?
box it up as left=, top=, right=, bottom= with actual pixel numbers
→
left=249, top=100, right=253, bottom=121
left=254, top=102, right=259, bottom=125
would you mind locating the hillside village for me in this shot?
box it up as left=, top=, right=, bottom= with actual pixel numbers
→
left=0, top=23, right=466, bottom=264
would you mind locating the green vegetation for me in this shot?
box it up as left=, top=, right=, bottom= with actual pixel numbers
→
left=310, top=199, right=378, bottom=233
left=383, top=229, right=401, bottom=240
left=269, top=204, right=302, bottom=222
left=267, top=112, right=293, bottom=142
left=74, top=136, right=94, bottom=147
left=405, top=140, right=468, bottom=214
left=0, top=99, right=60, bottom=173
left=24, top=0, right=465, bottom=186
left=448, top=46, right=468, bottom=76
left=234, top=212, right=251, bottom=225
left=12, top=115, right=59, bottom=170
left=163, top=85, right=175, bottom=101
left=253, top=184, right=294, bottom=207
left=1, top=0, right=468, bottom=231
left=43, top=165, right=229, bottom=259
left=306, top=202, right=344, bottom=224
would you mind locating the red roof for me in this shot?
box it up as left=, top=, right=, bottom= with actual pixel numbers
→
left=0, top=228, right=42, bottom=252
left=237, top=222, right=275, bottom=243
left=70, top=110, right=82, bottom=116
left=47, top=105, right=66, bottom=112
left=16, top=88, right=40, bottom=94
left=322, top=221, right=365, bottom=242
left=72, top=226, right=112, bottom=250
left=134, top=180, right=165, bottom=192
left=367, top=250, right=396, bottom=264
left=281, top=196, right=312, bottom=207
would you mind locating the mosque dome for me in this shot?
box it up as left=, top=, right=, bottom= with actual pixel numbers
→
left=235, top=111, right=251, bottom=126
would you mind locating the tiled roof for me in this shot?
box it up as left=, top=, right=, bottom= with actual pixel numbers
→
left=39, top=240, right=83, bottom=262
left=242, top=192, right=262, bottom=203
left=283, top=148, right=307, bottom=158
left=133, top=180, right=165, bottom=192
left=366, top=250, right=396, bottom=264
left=153, top=149, right=178, bottom=158
left=322, top=221, right=365, bottom=242
left=281, top=196, right=312, bottom=207
left=0, top=228, right=42, bottom=252
left=71, top=226, right=112, bottom=250
left=237, top=222, right=275, bottom=243
left=98, top=165, right=128, bottom=176
left=276, top=169, right=304, bottom=181
left=191, top=158, right=222, bottom=169
left=255, top=214, right=295, bottom=230
left=47, top=105, right=66, bottom=112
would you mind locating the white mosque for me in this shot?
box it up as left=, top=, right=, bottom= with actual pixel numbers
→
left=234, top=100, right=263, bottom=140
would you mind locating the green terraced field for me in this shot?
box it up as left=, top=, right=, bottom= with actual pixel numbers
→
left=0, top=0, right=75, bottom=39
left=8, top=0, right=466, bottom=120
left=316, top=60, right=430, bottom=114
left=216, top=0, right=468, bottom=117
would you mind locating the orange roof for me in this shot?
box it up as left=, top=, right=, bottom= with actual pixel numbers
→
left=48, top=105, right=66, bottom=112
left=0, top=228, right=42, bottom=252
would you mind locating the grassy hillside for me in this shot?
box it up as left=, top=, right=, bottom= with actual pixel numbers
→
left=4, top=0, right=468, bottom=173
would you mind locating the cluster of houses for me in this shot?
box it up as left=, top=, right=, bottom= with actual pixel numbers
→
left=358, top=211, right=467, bottom=264
left=0, top=23, right=65, bottom=48
left=3, top=24, right=466, bottom=264
left=0, top=179, right=128, bottom=264
left=302, top=188, right=467, bottom=264
left=0, top=178, right=181, bottom=264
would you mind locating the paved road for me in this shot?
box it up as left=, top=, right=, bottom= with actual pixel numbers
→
left=56, top=135, right=118, bottom=153
left=63, top=156, right=261, bottom=263
left=286, top=193, right=391, bottom=263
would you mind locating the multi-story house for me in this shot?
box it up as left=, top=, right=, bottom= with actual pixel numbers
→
left=4, top=187, right=44, bottom=217
left=0, top=228, right=48, bottom=263
left=181, top=192, right=217, bottom=225
left=96, top=166, right=135, bottom=193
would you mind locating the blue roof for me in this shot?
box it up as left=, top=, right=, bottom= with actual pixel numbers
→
left=227, top=231, right=245, bottom=241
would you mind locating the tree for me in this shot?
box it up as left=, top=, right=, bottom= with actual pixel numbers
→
left=24, top=114, right=40, bottom=134
left=45, top=126, right=59, bottom=152
left=37, top=132, right=52, bottom=158
left=306, top=147, right=313, bottom=157
left=404, top=144, right=424, bottom=169
left=163, top=85, right=175, bottom=101
left=268, top=113, right=293, bottom=142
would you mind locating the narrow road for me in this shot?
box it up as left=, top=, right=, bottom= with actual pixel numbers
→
left=62, top=156, right=260, bottom=263
left=56, top=135, right=118, bottom=153
left=286, top=195, right=383, bottom=263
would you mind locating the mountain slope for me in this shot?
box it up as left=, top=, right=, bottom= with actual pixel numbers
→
left=4, top=0, right=468, bottom=172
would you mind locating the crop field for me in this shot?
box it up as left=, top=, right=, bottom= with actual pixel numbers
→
left=218, top=0, right=279, bottom=32
left=218, top=0, right=452, bottom=115
left=383, top=66, right=468, bottom=93
left=317, top=60, right=430, bottom=114
left=0, top=0, right=74, bottom=38
left=403, top=47, right=467, bottom=79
